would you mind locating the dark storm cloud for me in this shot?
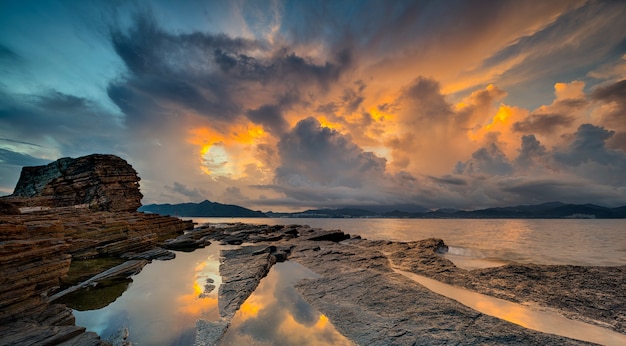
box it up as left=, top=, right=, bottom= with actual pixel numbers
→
left=591, top=79, right=626, bottom=129
left=428, top=175, right=467, bottom=186
left=245, top=91, right=301, bottom=136
left=608, top=132, right=626, bottom=152
left=512, top=113, right=575, bottom=134
left=0, top=148, right=50, bottom=167
left=591, top=79, right=626, bottom=102
left=0, top=89, right=123, bottom=157
left=500, top=178, right=623, bottom=206
left=110, top=15, right=256, bottom=76
left=246, top=104, right=288, bottom=136
left=554, top=124, right=625, bottom=167
left=275, top=117, right=387, bottom=189
left=164, top=182, right=205, bottom=202
left=458, top=143, right=514, bottom=176
left=107, top=13, right=351, bottom=130
left=516, top=134, right=548, bottom=168
left=401, top=77, right=453, bottom=121
left=35, top=90, right=90, bottom=112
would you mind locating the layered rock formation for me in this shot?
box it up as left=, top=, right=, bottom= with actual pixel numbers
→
left=7, top=154, right=142, bottom=212
left=192, top=223, right=625, bottom=345
left=0, top=154, right=194, bottom=345
left=0, top=215, right=105, bottom=345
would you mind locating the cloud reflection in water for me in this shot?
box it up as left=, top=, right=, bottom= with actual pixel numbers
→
left=222, top=261, right=354, bottom=346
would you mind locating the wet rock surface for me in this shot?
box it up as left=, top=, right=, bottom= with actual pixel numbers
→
left=190, top=223, right=623, bottom=345
left=291, top=240, right=591, bottom=345
left=362, top=238, right=626, bottom=334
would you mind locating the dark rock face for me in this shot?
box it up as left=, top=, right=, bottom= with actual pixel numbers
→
left=9, top=154, right=143, bottom=212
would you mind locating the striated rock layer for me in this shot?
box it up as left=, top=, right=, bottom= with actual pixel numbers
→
left=6, top=154, right=143, bottom=212
left=0, top=154, right=195, bottom=345
left=0, top=214, right=106, bottom=345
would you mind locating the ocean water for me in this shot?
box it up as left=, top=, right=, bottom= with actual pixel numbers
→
left=190, top=218, right=626, bottom=267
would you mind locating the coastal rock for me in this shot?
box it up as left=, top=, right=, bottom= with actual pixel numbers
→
left=7, top=154, right=143, bottom=212
left=193, top=223, right=620, bottom=345
left=195, top=244, right=277, bottom=345
left=0, top=217, right=110, bottom=345
left=290, top=240, right=592, bottom=345
left=218, top=245, right=277, bottom=319
left=0, top=200, right=20, bottom=215
left=0, top=322, right=106, bottom=346
left=375, top=238, right=626, bottom=334
left=0, top=154, right=194, bottom=345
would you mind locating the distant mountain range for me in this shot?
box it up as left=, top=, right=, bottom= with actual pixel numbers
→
left=139, top=200, right=266, bottom=217
left=140, top=200, right=626, bottom=219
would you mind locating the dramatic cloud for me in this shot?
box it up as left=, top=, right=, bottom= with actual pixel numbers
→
left=1, top=0, right=625, bottom=209
left=275, top=117, right=387, bottom=190
left=164, top=182, right=206, bottom=203
left=512, top=113, right=575, bottom=134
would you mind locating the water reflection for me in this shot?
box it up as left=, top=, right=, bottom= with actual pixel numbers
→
left=222, top=261, right=355, bottom=346
left=394, top=269, right=626, bottom=346
left=73, top=245, right=222, bottom=345
left=58, top=279, right=131, bottom=311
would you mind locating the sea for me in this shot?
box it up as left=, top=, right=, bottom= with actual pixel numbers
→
left=191, top=217, right=626, bottom=267
left=71, top=218, right=626, bottom=345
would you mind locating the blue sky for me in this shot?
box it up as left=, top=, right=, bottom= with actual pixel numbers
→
left=1, top=0, right=625, bottom=210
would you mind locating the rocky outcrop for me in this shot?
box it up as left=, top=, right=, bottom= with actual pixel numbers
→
left=365, top=238, right=626, bottom=335
left=0, top=154, right=195, bottom=345
left=191, top=223, right=624, bottom=345
left=0, top=216, right=108, bottom=345
left=0, top=209, right=192, bottom=345
left=7, top=154, right=143, bottom=212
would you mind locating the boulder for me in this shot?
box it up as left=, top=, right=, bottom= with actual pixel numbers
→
left=7, top=154, right=143, bottom=212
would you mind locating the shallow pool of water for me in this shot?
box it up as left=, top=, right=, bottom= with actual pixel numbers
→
left=73, top=245, right=222, bottom=345
left=394, top=269, right=626, bottom=346
left=221, top=261, right=354, bottom=345
left=71, top=246, right=351, bottom=345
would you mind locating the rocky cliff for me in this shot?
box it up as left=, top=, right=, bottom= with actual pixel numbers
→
left=0, top=154, right=194, bottom=345
left=8, top=154, right=142, bottom=212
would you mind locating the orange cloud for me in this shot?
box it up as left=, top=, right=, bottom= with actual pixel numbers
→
left=554, top=81, right=585, bottom=100
left=187, top=122, right=271, bottom=179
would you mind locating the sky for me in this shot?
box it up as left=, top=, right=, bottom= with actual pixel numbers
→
left=1, top=0, right=626, bottom=211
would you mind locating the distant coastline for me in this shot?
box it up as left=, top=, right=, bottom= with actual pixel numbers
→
left=140, top=200, right=626, bottom=219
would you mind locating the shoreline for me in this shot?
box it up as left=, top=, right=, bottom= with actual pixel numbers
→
left=192, top=222, right=625, bottom=345
left=2, top=216, right=624, bottom=344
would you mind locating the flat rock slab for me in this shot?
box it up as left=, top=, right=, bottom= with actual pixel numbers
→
left=192, top=223, right=623, bottom=345
left=291, top=241, right=593, bottom=345
left=196, top=245, right=278, bottom=345
left=357, top=238, right=626, bottom=334
left=0, top=322, right=109, bottom=346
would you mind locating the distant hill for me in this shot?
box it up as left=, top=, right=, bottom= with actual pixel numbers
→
left=425, top=202, right=626, bottom=219
left=141, top=200, right=626, bottom=219
left=139, top=200, right=266, bottom=217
